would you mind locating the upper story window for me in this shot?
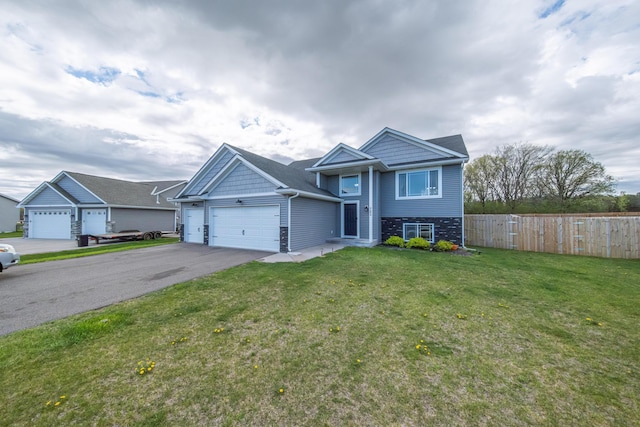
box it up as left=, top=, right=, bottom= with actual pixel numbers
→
left=396, top=167, right=441, bottom=199
left=340, top=173, right=361, bottom=196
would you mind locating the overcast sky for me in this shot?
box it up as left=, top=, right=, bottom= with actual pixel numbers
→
left=1, top=0, right=639, bottom=200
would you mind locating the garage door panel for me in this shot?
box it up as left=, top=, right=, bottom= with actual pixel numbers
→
left=30, top=209, right=72, bottom=239
left=210, top=206, right=279, bottom=252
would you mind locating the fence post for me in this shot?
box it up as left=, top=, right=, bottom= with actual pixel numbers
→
left=558, top=217, right=563, bottom=254
left=606, top=218, right=611, bottom=258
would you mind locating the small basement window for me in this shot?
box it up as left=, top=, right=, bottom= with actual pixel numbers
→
left=403, top=223, right=434, bottom=242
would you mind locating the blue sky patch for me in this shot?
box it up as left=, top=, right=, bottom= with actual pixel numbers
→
left=136, top=91, right=161, bottom=98
left=539, top=0, right=565, bottom=19
left=65, top=66, right=121, bottom=84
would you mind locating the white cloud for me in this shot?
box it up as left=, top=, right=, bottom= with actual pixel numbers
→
left=0, top=0, right=638, bottom=200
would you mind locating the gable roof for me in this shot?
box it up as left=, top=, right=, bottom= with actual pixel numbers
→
left=227, top=146, right=331, bottom=196
left=359, top=127, right=468, bottom=160
left=17, top=181, right=77, bottom=207
left=425, top=134, right=468, bottom=157
left=20, top=171, right=186, bottom=209
left=48, top=182, right=81, bottom=204
left=175, top=143, right=339, bottom=201
left=311, top=143, right=375, bottom=168
left=64, top=172, right=185, bottom=208
left=288, top=158, right=321, bottom=170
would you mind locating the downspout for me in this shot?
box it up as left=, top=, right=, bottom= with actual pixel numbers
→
left=287, top=192, right=300, bottom=252
left=368, top=166, right=373, bottom=244
left=461, top=163, right=466, bottom=248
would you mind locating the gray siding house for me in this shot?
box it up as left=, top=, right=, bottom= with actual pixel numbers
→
left=174, top=128, right=469, bottom=252
left=0, top=193, right=20, bottom=233
left=18, top=171, right=186, bottom=239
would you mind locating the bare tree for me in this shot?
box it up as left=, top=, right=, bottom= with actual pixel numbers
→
left=464, top=155, right=497, bottom=213
left=539, top=149, right=615, bottom=211
left=491, top=143, right=552, bottom=211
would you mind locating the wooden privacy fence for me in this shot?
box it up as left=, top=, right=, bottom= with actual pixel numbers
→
left=464, top=214, right=640, bottom=259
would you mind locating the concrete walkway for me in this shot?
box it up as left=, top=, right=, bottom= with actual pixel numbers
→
left=260, top=243, right=348, bottom=263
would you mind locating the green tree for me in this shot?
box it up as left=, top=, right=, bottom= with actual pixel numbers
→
left=464, top=154, right=497, bottom=213
left=538, top=150, right=615, bottom=211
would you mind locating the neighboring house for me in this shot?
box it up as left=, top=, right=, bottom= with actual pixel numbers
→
left=18, top=171, right=186, bottom=239
left=173, top=127, right=469, bottom=253
left=0, top=193, right=20, bottom=232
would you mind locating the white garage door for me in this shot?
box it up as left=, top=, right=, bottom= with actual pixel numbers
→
left=30, top=209, right=72, bottom=239
left=210, top=205, right=280, bottom=252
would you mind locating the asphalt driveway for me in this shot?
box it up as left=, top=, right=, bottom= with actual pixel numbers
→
left=0, top=244, right=271, bottom=335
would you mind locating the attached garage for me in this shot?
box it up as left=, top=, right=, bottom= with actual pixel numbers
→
left=209, top=205, right=280, bottom=252
left=29, top=209, right=72, bottom=239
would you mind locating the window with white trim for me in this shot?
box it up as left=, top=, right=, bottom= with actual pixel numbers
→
left=403, top=223, right=434, bottom=242
left=396, top=167, right=440, bottom=199
left=340, top=173, right=361, bottom=196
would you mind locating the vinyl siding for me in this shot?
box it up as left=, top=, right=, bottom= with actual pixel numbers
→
left=318, top=173, right=330, bottom=191
left=290, top=197, right=339, bottom=251
left=327, top=175, right=339, bottom=196
left=380, top=164, right=463, bottom=217
left=57, top=176, right=102, bottom=203
left=204, top=195, right=288, bottom=227
left=324, top=150, right=362, bottom=165
left=208, top=163, right=276, bottom=197
left=188, top=151, right=234, bottom=195
left=0, top=197, right=19, bottom=232
left=26, top=187, right=71, bottom=206
left=364, top=134, right=442, bottom=165
left=110, top=208, right=176, bottom=232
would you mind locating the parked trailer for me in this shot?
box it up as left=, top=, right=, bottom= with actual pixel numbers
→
left=89, top=230, right=168, bottom=244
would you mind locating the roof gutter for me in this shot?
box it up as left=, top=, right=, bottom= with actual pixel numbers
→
left=305, top=159, right=388, bottom=173
left=168, top=196, right=204, bottom=203
left=275, top=189, right=342, bottom=203
left=388, top=157, right=469, bottom=171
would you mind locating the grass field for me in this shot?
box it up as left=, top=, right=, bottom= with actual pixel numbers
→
left=0, top=231, right=22, bottom=239
left=0, top=247, right=638, bottom=425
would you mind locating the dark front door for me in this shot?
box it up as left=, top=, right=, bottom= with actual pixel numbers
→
left=343, top=203, right=358, bottom=237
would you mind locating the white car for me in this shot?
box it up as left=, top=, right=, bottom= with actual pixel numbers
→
left=0, top=244, right=20, bottom=272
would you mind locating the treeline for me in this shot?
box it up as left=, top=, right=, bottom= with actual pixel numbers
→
left=464, top=143, right=640, bottom=214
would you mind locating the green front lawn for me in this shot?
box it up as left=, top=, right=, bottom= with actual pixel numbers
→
left=1, top=247, right=638, bottom=425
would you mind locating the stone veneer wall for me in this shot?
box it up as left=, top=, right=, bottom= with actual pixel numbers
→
left=381, top=217, right=463, bottom=245
left=178, top=224, right=184, bottom=242
left=203, top=224, right=209, bottom=245
left=280, top=227, right=288, bottom=253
